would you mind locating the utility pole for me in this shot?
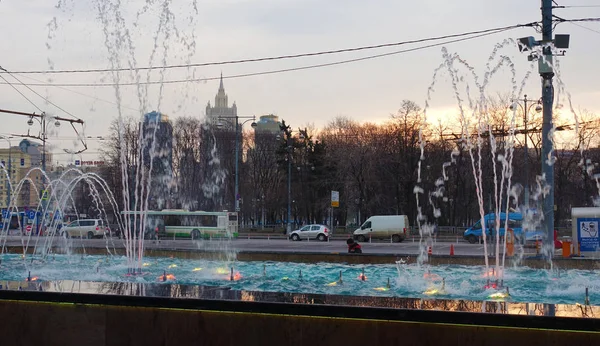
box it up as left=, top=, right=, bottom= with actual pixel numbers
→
left=540, top=0, right=555, bottom=256
left=217, top=115, right=257, bottom=213
left=287, top=138, right=292, bottom=235
left=520, top=2, right=569, bottom=258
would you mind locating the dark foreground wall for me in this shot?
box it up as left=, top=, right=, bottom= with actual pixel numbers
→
left=0, top=291, right=599, bottom=346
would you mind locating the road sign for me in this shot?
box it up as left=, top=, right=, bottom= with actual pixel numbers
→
left=42, top=190, right=49, bottom=201
left=25, top=225, right=32, bottom=235
left=75, top=160, right=81, bottom=166
left=331, top=191, right=340, bottom=208
left=1, top=209, right=7, bottom=218
left=27, top=210, right=36, bottom=220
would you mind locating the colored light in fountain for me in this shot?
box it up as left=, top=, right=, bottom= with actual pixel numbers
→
left=168, top=264, right=177, bottom=268
left=229, top=272, right=242, bottom=281
left=158, top=273, right=176, bottom=282
left=143, top=263, right=151, bottom=267
left=423, top=272, right=441, bottom=281
left=26, top=276, right=39, bottom=282
left=192, top=267, right=202, bottom=272
left=326, top=281, right=338, bottom=287
left=488, top=287, right=510, bottom=300
left=373, top=287, right=389, bottom=291
left=358, top=274, right=368, bottom=281
left=481, top=268, right=502, bottom=278
left=281, top=277, right=289, bottom=281
left=215, top=268, right=228, bottom=275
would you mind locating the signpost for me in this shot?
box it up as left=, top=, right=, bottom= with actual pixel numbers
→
left=331, top=191, right=339, bottom=208
left=330, top=191, right=339, bottom=235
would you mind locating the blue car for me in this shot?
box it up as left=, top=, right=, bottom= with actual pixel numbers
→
left=463, top=212, right=544, bottom=244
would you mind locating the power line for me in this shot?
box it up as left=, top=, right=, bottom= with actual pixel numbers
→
left=1, top=22, right=538, bottom=75
left=0, top=67, right=82, bottom=120
left=0, top=26, right=523, bottom=88
left=0, top=73, right=43, bottom=112
left=558, top=17, right=600, bottom=22
left=557, top=5, right=600, bottom=8
left=10, top=73, right=141, bottom=113
left=569, top=21, right=600, bottom=34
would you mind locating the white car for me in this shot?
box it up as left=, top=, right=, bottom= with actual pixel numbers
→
left=289, top=224, right=330, bottom=241
left=61, top=219, right=108, bottom=239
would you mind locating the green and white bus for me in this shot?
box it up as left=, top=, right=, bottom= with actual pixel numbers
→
left=122, top=210, right=238, bottom=240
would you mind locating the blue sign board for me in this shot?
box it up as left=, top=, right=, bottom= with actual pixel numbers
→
left=1, top=209, right=7, bottom=218
left=27, top=210, right=36, bottom=220
left=75, top=160, right=81, bottom=166
left=577, top=218, right=600, bottom=252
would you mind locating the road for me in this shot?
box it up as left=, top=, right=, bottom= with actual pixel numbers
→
left=1, top=236, right=541, bottom=257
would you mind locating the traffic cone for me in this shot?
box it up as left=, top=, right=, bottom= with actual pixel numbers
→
left=427, top=246, right=432, bottom=255
left=450, top=244, right=455, bottom=256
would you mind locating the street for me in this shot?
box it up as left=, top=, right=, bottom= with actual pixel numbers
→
left=1, top=236, right=541, bottom=257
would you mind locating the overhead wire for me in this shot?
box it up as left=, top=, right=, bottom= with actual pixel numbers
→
left=0, top=22, right=538, bottom=75
left=0, top=67, right=82, bottom=120
left=0, top=25, right=528, bottom=88
left=8, top=73, right=141, bottom=113
left=0, top=72, right=43, bottom=113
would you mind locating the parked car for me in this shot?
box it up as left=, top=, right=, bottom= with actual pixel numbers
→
left=289, top=224, right=330, bottom=241
left=353, top=215, right=409, bottom=243
left=61, top=219, right=108, bottom=239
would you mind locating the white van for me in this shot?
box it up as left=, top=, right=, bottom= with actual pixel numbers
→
left=353, top=215, right=409, bottom=243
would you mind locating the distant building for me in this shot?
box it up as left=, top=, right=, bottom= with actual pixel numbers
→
left=0, top=139, right=52, bottom=208
left=205, top=73, right=237, bottom=128
left=142, top=111, right=174, bottom=210
left=254, top=114, right=282, bottom=135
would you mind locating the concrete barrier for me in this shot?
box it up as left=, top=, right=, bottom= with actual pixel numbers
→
left=0, top=290, right=598, bottom=346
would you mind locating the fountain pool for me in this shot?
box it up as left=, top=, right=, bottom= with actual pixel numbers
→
left=0, top=253, right=598, bottom=306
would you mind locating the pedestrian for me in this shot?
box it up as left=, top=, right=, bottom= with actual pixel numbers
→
left=347, top=238, right=362, bottom=254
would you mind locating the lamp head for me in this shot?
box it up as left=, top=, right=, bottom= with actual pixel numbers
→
left=55, top=120, right=61, bottom=127
left=535, top=104, right=543, bottom=113
left=27, top=118, right=34, bottom=126
left=518, top=36, right=537, bottom=52
left=250, top=121, right=257, bottom=128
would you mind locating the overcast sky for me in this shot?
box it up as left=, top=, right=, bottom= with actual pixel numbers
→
left=1, top=0, right=599, bottom=162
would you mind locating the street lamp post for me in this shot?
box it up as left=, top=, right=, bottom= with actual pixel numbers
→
left=277, top=131, right=305, bottom=235
left=0, top=136, right=12, bottom=208
left=510, top=95, right=542, bottom=206
left=217, top=115, right=257, bottom=212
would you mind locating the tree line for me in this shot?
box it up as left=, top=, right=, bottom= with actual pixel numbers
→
left=97, top=99, right=600, bottom=229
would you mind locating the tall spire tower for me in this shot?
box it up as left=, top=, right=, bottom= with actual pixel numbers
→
left=205, top=72, right=237, bottom=125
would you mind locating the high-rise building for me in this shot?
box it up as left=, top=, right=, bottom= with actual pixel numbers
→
left=141, top=111, right=173, bottom=210
left=254, top=114, right=282, bottom=135
left=205, top=73, right=237, bottom=128
left=0, top=139, right=52, bottom=208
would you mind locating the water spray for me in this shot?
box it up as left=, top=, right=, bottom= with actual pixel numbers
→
left=263, top=264, right=266, bottom=277
left=442, top=277, right=445, bottom=291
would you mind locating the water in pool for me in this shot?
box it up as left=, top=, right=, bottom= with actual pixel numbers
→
left=0, top=254, right=597, bottom=305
